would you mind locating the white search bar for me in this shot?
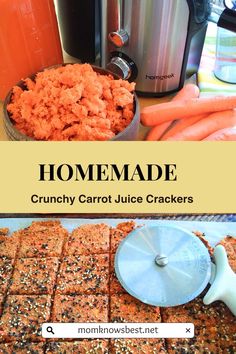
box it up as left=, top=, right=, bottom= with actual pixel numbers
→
left=42, top=323, right=194, bottom=339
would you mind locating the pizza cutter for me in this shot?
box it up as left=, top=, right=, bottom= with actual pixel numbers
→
left=115, top=225, right=236, bottom=316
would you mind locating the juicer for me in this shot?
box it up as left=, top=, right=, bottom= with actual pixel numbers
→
left=57, top=0, right=211, bottom=96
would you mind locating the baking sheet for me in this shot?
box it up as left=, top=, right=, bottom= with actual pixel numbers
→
left=0, top=218, right=235, bottom=246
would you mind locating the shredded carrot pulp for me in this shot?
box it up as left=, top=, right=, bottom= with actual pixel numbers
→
left=7, top=64, right=136, bottom=141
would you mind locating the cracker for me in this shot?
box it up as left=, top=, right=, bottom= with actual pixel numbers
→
left=57, top=254, right=109, bottom=294
left=0, top=229, right=9, bottom=236
left=116, top=221, right=136, bottom=234
left=161, top=298, right=226, bottom=353
left=52, top=294, right=108, bottom=322
left=9, top=258, right=59, bottom=295
left=110, top=253, right=126, bottom=295
left=0, top=295, right=51, bottom=342
left=0, top=343, right=12, bottom=354
left=12, top=342, right=45, bottom=353
left=45, top=340, right=109, bottom=354
left=18, top=221, right=68, bottom=258
left=218, top=236, right=236, bottom=272
left=110, top=294, right=161, bottom=323
left=25, top=220, right=63, bottom=232
left=213, top=301, right=236, bottom=353
left=110, top=339, right=167, bottom=354
left=64, top=224, right=110, bottom=256
left=0, top=234, right=19, bottom=259
left=0, top=258, right=14, bottom=294
left=193, top=231, right=214, bottom=255
left=0, top=220, right=234, bottom=353
left=0, top=294, right=5, bottom=316
left=18, top=232, right=65, bottom=258
left=110, top=222, right=136, bottom=253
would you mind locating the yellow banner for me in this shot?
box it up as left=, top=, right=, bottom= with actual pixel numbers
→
left=0, top=142, right=235, bottom=213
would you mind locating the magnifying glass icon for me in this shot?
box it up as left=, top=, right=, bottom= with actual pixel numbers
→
left=46, top=326, right=55, bottom=335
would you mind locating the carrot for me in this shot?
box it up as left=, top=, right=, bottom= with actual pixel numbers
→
left=145, top=84, right=200, bottom=141
left=161, top=114, right=207, bottom=140
left=166, top=110, right=236, bottom=141
left=146, top=122, right=172, bottom=141
left=141, top=96, right=236, bottom=127
left=203, top=127, right=236, bottom=141
left=172, top=84, right=200, bottom=101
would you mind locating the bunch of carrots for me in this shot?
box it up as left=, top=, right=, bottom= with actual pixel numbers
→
left=142, top=84, right=236, bottom=141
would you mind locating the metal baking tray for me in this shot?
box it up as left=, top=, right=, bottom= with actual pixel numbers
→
left=0, top=217, right=235, bottom=246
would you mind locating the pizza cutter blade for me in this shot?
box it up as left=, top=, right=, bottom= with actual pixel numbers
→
left=115, top=225, right=236, bottom=315
left=115, top=225, right=212, bottom=307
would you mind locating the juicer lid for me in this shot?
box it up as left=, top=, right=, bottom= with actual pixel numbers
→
left=115, top=225, right=211, bottom=307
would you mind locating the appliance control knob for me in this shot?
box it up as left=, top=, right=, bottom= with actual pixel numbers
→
left=108, top=30, right=129, bottom=47
left=107, top=57, right=132, bottom=80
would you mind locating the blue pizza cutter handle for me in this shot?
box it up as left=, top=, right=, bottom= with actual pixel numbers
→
left=203, top=245, right=236, bottom=316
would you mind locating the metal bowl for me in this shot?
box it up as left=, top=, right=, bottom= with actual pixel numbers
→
left=3, top=65, right=140, bottom=141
